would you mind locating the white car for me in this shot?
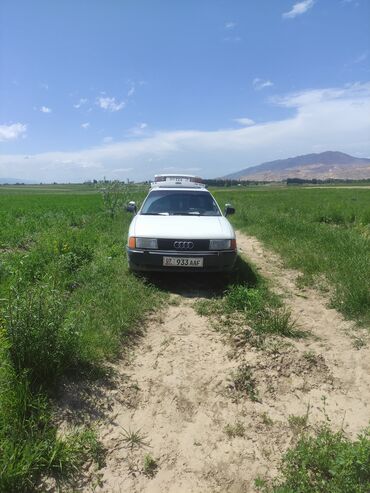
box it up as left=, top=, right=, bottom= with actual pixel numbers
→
left=126, top=174, right=237, bottom=272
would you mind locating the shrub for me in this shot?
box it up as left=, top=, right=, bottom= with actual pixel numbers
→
left=98, top=181, right=134, bottom=218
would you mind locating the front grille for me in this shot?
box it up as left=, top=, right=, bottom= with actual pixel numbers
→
left=157, top=239, right=210, bottom=251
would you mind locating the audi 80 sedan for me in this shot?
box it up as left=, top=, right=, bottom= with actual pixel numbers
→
left=126, top=174, right=237, bottom=272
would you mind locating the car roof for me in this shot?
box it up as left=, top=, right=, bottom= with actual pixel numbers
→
left=151, top=174, right=206, bottom=189
left=149, top=186, right=210, bottom=192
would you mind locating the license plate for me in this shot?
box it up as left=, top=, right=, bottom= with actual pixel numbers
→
left=163, top=256, right=204, bottom=267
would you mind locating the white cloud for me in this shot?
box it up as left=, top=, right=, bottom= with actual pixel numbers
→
left=40, top=106, right=52, bottom=113
left=271, top=82, right=370, bottom=107
left=97, top=96, right=125, bottom=112
left=234, top=118, right=255, bottom=126
left=283, top=0, right=315, bottom=19
left=112, top=167, right=133, bottom=173
left=0, top=123, right=27, bottom=142
left=127, top=86, right=135, bottom=97
left=225, top=21, right=236, bottom=30
left=354, top=52, right=368, bottom=64
left=253, top=78, right=274, bottom=90
left=73, top=98, right=88, bottom=109
left=103, top=136, right=114, bottom=144
left=81, top=122, right=90, bottom=129
left=223, top=21, right=241, bottom=41
left=128, top=122, right=149, bottom=136
left=224, top=36, right=242, bottom=43
left=1, top=82, right=369, bottom=182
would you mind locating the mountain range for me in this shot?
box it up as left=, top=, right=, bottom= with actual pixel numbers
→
left=224, top=151, right=370, bottom=181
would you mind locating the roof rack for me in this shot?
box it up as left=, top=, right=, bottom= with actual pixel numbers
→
left=151, top=174, right=206, bottom=188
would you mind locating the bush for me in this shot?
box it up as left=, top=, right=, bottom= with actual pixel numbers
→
left=98, top=181, right=133, bottom=218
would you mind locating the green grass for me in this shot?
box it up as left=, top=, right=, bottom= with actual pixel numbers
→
left=256, top=425, right=370, bottom=493
left=0, top=187, right=162, bottom=490
left=214, top=187, right=370, bottom=326
left=0, top=331, right=102, bottom=491
left=224, top=284, right=298, bottom=338
left=195, top=259, right=301, bottom=349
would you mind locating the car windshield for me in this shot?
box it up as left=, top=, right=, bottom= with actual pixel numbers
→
left=140, top=190, right=221, bottom=216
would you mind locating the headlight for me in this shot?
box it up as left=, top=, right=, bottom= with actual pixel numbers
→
left=209, top=239, right=231, bottom=250
left=135, top=237, right=158, bottom=249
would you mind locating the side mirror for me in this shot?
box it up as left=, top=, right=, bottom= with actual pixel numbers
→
left=224, top=203, right=235, bottom=216
left=126, top=201, right=137, bottom=213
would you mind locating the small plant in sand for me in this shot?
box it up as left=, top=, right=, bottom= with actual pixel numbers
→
left=261, top=412, right=274, bottom=426
left=224, top=421, right=246, bottom=438
left=288, top=414, right=309, bottom=435
left=352, top=334, right=367, bottom=350
left=143, top=454, right=158, bottom=477
left=288, top=403, right=310, bottom=435
left=168, top=296, right=181, bottom=306
left=120, top=427, right=150, bottom=450
left=303, top=350, right=318, bottom=365
left=229, top=364, right=260, bottom=402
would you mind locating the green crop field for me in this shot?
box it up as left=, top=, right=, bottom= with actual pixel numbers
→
left=213, top=186, right=370, bottom=326
left=0, top=184, right=162, bottom=491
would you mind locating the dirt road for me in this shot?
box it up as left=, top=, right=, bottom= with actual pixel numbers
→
left=79, top=231, right=369, bottom=492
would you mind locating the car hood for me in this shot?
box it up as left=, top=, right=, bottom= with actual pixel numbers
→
left=129, top=215, right=235, bottom=239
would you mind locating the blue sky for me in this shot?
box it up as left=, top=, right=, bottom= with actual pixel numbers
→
left=0, top=0, right=369, bottom=182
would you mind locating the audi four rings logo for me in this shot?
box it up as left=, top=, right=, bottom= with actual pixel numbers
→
left=174, top=241, right=194, bottom=249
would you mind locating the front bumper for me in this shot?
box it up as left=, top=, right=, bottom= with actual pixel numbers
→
left=127, top=248, right=237, bottom=272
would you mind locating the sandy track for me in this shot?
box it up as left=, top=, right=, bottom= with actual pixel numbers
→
left=236, top=233, right=370, bottom=434
left=95, top=301, right=261, bottom=493
left=79, top=231, right=369, bottom=493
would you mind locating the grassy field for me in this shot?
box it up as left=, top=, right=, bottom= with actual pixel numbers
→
left=0, top=183, right=369, bottom=490
left=214, top=187, right=370, bottom=326
left=0, top=185, right=164, bottom=490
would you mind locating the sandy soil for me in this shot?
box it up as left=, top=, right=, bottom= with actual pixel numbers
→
left=63, top=231, right=369, bottom=493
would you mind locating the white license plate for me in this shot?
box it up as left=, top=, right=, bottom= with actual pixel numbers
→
left=163, top=256, right=204, bottom=268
